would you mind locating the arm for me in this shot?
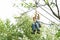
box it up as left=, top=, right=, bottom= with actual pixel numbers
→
left=33, top=17, right=36, bottom=22
left=33, top=13, right=36, bottom=22
left=38, top=14, right=40, bottom=20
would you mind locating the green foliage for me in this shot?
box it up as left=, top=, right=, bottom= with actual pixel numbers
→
left=0, top=18, right=24, bottom=40
left=0, top=14, right=60, bottom=40
left=21, top=2, right=36, bottom=9
left=56, top=29, right=60, bottom=38
left=44, top=0, right=49, bottom=4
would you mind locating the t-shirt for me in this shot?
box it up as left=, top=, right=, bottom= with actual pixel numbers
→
left=32, top=13, right=40, bottom=22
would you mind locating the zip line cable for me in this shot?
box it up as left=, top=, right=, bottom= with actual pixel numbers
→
left=36, top=6, right=58, bottom=25
left=34, top=0, right=60, bottom=22
left=34, top=1, right=58, bottom=25
left=37, top=8, right=58, bottom=25
left=38, top=5, right=60, bottom=22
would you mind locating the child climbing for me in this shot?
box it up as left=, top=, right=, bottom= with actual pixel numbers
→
left=32, top=10, right=41, bottom=34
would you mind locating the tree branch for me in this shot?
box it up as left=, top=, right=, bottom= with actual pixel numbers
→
left=55, top=0, right=60, bottom=17
left=43, top=0, right=60, bottom=19
left=47, top=4, right=60, bottom=19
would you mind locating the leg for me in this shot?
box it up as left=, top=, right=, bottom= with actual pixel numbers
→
left=36, top=21, right=41, bottom=27
left=35, top=22, right=40, bottom=34
left=32, top=23, right=36, bottom=34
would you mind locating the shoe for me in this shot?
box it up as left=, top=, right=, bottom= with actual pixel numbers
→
left=31, top=32, right=35, bottom=34
left=31, top=30, right=36, bottom=34
left=37, top=31, right=40, bottom=34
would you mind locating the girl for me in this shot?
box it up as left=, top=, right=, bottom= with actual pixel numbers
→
left=32, top=10, right=41, bottom=34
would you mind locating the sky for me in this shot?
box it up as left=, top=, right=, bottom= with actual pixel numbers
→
left=0, top=0, right=60, bottom=24
left=0, top=0, right=18, bottom=23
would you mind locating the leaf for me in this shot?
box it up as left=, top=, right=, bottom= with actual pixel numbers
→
left=45, top=0, right=48, bottom=4
left=56, top=30, right=60, bottom=38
